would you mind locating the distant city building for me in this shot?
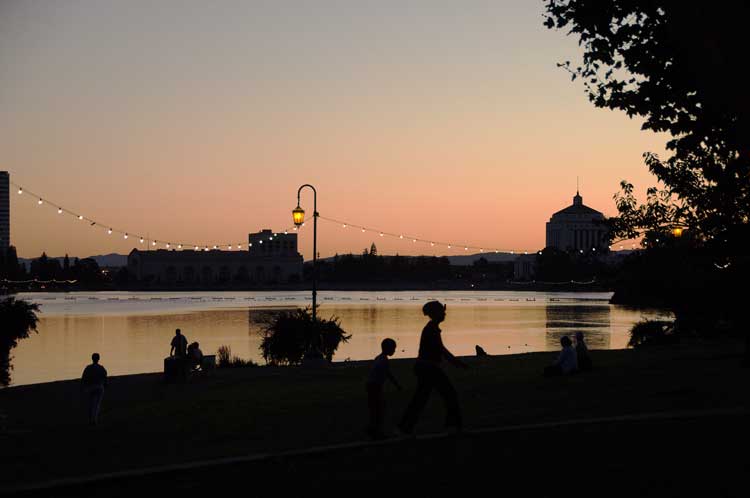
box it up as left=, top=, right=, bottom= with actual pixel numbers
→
left=0, top=171, right=9, bottom=252
left=128, top=229, right=303, bottom=285
left=545, top=191, right=608, bottom=252
left=513, top=253, right=536, bottom=281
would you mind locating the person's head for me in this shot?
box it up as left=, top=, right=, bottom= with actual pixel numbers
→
left=381, top=338, right=397, bottom=356
left=560, top=336, right=572, bottom=348
left=91, top=353, right=100, bottom=364
left=575, top=331, right=585, bottom=343
left=175, top=328, right=181, bottom=336
left=422, top=301, right=447, bottom=322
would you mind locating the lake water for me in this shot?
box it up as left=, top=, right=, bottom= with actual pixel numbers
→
left=9, top=291, right=670, bottom=386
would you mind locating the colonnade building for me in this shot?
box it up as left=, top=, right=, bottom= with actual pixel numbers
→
left=545, top=191, right=608, bottom=252
left=128, top=229, right=303, bottom=285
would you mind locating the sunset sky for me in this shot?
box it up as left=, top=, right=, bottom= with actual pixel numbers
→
left=1, top=1, right=667, bottom=259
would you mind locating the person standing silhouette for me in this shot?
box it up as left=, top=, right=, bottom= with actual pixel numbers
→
left=81, top=353, right=108, bottom=425
left=398, top=301, right=468, bottom=435
left=170, top=328, right=188, bottom=358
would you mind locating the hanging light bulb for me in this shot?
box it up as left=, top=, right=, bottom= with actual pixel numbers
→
left=213, top=245, right=218, bottom=249
left=248, top=243, right=252, bottom=247
left=140, top=238, right=144, bottom=244
left=361, top=228, right=365, bottom=233
left=152, top=241, right=156, bottom=246
left=124, top=233, right=128, bottom=239
left=57, top=208, right=63, bottom=214
left=17, top=188, right=23, bottom=194
left=430, top=242, right=434, bottom=247
left=166, top=243, right=170, bottom=248
left=107, top=228, right=112, bottom=235
left=178, top=244, right=182, bottom=249
left=194, top=245, right=199, bottom=250
left=78, top=215, right=83, bottom=220
left=412, top=239, right=416, bottom=243
left=228, top=245, right=232, bottom=250
left=448, top=245, right=452, bottom=249
left=237, top=244, right=242, bottom=249
left=379, top=232, right=384, bottom=237
left=399, top=235, right=404, bottom=239
left=342, top=224, right=347, bottom=228
left=37, top=199, right=43, bottom=205
left=464, top=247, right=468, bottom=251
left=259, top=240, right=263, bottom=244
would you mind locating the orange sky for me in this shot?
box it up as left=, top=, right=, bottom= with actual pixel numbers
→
left=1, top=1, right=667, bottom=259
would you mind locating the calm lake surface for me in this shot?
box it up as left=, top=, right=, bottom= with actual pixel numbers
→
left=10, top=291, right=670, bottom=386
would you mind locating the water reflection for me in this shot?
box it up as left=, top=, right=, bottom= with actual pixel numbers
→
left=545, top=305, right=612, bottom=349
left=8, top=292, right=669, bottom=386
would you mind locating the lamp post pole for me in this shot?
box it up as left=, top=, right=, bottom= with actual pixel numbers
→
left=294, top=184, right=318, bottom=321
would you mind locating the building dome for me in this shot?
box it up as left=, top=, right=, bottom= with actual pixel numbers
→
left=545, top=191, right=608, bottom=252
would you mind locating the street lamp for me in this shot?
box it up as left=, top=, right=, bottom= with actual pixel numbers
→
left=293, top=184, right=318, bottom=322
left=672, top=227, right=683, bottom=238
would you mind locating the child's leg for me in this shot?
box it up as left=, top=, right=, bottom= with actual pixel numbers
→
left=433, top=368, right=461, bottom=429
left=398, top=364, right=434, bottom=433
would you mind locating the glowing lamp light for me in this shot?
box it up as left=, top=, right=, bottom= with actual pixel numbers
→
left=194, top=246, right=199, bottom=250
left=140, top=238, right=144, bottom=244
left=213, top=245, right=218, bottom=249
left=178, top=244, right=182, bottom=249
left=361, top=228, right=366, bottom=233
left=343, top=224, right=347, bottom=228
left=166, top=243, right=170, bottom=248
left=107, top=228, right=112, bottom=235
left=379, top=232, right=384, bottom=237
left=152, top=241, right=156, bottom=246
left=228, top=245, right=232, bottom=250
left=78, top=215, right=83, bottom=220
left=672, top=227, right=683, bottom=237
left=464, top=247, right=468, bottom=251
left=58, top=208, right=63, bottom=214
left=37, top=199, right=43, bottom=205
left=124, top=234, right=128, bottom=239
left=18, top=188, right=23, bottom=194
left=292, top=205, right=305, bottom=226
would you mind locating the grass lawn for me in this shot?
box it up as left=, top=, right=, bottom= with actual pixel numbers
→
left=1, top=339, right=748, bottom=494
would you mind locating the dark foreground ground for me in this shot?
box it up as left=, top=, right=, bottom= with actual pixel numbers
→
left=1, top=340, right=748, bottom=496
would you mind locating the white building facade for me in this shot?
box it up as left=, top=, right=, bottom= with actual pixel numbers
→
left=545, top=192, right=608, bottom=252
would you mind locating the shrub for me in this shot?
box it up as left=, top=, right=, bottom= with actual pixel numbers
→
left=628, top=320, right=678, bottom=348
left=216, top=345, right=257, bottom=368
left=259, top=307, right=351, bottom=365
left=0, top=297, right=40, bottom=386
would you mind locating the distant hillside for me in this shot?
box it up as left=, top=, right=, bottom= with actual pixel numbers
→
left=18, top=253, right=128, bottom=269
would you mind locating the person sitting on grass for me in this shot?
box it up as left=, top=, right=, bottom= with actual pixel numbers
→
left=575, top=331, right=592, bottom=371
left=187, top=341, right=204, bottom=370
left=544, top=335, right=578, bottom=377
left=365, top=338, right=402, bottom=440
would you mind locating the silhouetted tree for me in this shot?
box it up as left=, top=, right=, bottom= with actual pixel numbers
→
left=0, top=297, right=39, bottom=386
left=544, top=1, right=750, bottom=246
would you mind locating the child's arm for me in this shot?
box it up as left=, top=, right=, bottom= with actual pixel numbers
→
left=387, top=371, right=402, bottom=390
left=439, top=336, right=469, bottom=369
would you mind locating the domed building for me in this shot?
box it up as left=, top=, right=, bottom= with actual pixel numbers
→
left=545, top=191, right=608, bottom=252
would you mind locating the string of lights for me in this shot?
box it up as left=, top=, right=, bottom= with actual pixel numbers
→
left=12, top=181, right=298, bottom=251
left=12, top=180, right=640, bottom=254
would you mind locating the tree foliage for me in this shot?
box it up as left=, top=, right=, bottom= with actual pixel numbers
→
left=544, top=1, right=750, bottom=247
left=258, top=307, right=351, bottom=366
left=0, top=297, right=40, bottom=386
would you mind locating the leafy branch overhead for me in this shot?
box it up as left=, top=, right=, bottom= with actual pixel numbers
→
left=544, top=1, right=750, bottom=247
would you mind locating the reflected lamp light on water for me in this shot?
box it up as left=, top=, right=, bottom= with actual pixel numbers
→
left=292, top=206, right=305, bottom=226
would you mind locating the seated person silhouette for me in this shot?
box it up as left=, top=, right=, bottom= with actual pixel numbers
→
left=544, top=336, right=578, bottom=377
left=187, top=341, right=204, bottom=370
left=575, top=331, right=593, bottom=371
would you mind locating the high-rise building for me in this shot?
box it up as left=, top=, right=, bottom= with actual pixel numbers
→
left=0, top=171, right=9, bottom=252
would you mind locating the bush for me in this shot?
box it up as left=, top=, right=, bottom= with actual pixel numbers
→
left=216, top=345, right=257, bottom=368
left=259, top=307, right=351, bottom=366
left=628, top=320, right=678, bottom=348
left=1, top=297, right=40, bottom=386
